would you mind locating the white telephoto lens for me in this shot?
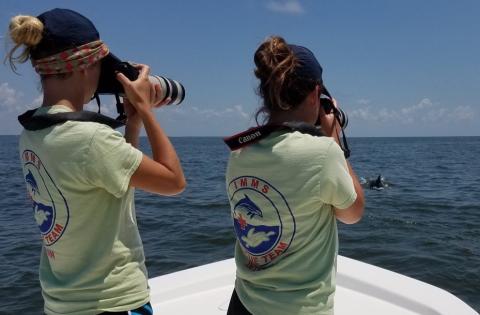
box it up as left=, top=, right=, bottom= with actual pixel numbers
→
left=148, top=75, right=185, bottom=105
left=149, top=75, right=168, bottom=103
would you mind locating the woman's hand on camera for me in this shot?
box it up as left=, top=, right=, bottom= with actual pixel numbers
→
left=116, top=63, right=154, bottom=117
left=152, top=83, right=171, bottom=108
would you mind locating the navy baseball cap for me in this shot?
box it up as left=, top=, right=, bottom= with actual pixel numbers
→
left=288, top=45, right=322, bottom=81
left=288, top=44, right=331, bottom=97
left=30, top=8, right=104, bottom=59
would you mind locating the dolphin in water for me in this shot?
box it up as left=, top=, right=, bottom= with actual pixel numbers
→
left=234, top=195, right=263, bottom=219
left=360, top=174, right=389, bottom=190
left=370, top=175, right=385, bottom=189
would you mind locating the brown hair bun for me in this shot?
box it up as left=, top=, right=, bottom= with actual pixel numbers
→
left=254, top=36, right=317, bottom=122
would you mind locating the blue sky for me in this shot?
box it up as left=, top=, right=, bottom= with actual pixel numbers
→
left=1, top=0, right=478, bottom=136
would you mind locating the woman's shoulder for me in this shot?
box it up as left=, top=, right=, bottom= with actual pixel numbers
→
left=64, top=121, right=122, bottom=141
left=231, top=131, right=336, bottom=161
left=243, top=131, right=337, bottom=164
left=281, top=131, right=335, bottom=150
left=43, top=121, right=125, bottom=155
left=79, top=123, right=129, bottom=154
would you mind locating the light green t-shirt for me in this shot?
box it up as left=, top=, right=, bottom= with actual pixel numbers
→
left=226, top=131, right=357, bottom=315
left=19, top=105, right=148, bottom=315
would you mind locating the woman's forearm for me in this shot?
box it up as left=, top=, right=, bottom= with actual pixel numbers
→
left=125, top=118, right=142, bottom=148
left=141, top=111, right=183, bottom=178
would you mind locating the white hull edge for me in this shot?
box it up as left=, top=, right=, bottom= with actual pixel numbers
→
left=148, top=255, right=478, bottom=315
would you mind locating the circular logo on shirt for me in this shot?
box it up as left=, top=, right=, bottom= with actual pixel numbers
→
left=22, top=150, right=69, bottom=246
left=228, top=176, right=296, bottom=269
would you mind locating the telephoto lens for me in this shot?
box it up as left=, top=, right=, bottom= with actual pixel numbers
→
left=149, top=75, right=185, bottom=106
left=96, top=53, right=186, bottom=106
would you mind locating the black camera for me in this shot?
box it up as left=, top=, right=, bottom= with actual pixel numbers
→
left=320, top=97, right=348, bottom=129
left=95, top=53, right=185, bottom=109
left=319, top=87, right=351, bottom=158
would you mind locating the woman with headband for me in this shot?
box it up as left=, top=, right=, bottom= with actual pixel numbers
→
left=225, top=36, right=365, bottom=315
left=6, top=8, right=185, bottom=315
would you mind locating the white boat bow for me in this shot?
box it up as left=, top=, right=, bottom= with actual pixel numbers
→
left=148, top=255, right=478, bottom=315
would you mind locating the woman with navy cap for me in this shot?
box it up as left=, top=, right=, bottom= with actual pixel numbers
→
left=225, top=36, right=365, bottom=314
left=6, top=8, right=185, bottom=315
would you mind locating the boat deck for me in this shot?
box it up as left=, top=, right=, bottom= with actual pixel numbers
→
left=148, top=256, right=477, bottom=315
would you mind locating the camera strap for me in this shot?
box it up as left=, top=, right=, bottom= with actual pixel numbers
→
left=223, top=121, right=325, bottom=151
left=224, top=121, right=351, bottom=158
left=18, top=108, right=125, bottom=131
left=338, top=126, right=351, bottom=159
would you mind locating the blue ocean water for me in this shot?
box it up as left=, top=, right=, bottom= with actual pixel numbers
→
left=0, top=136, right=478, bottom=313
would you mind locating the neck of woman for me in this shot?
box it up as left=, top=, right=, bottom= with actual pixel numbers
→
left=268, top=106, right=314, bottom=126
left=41, top=76, right=86, bottom=111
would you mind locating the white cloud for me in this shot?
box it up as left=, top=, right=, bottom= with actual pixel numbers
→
left=266, top=0, right=304, bottom=14
left=164, top=104, right=251, bottom=121
left=449, top=105, right=475, bottom=121
left=349, top=98, right=476, bottom=124
left=357, top=98, right=371, bottom=105
left=155, top=103, right=254, bottom=136
left=84, top=97, right=115, bottom=115
left=31, top=95, right=43, bottom=107
left=400, top=98, right=433, bottom=116
left=233, top=105, right=249, bottom=119
left=0, top=82, right=38, bottom=113
left=0, top=82, right=22, bottom=108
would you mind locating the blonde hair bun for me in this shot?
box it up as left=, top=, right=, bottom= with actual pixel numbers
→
left=9, top=15, right=44, bottom=47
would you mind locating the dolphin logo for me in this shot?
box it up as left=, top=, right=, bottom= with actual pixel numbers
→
left=234, top=195, right=263, bottom=219
left=25, top=170, right=39, bottom=196
left=33, top=201, right=54, bottom=233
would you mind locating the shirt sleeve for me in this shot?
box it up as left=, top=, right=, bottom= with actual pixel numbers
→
left=85, top=125, right=143, bottom=198
left=318, top=141, right=357, bottom=209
